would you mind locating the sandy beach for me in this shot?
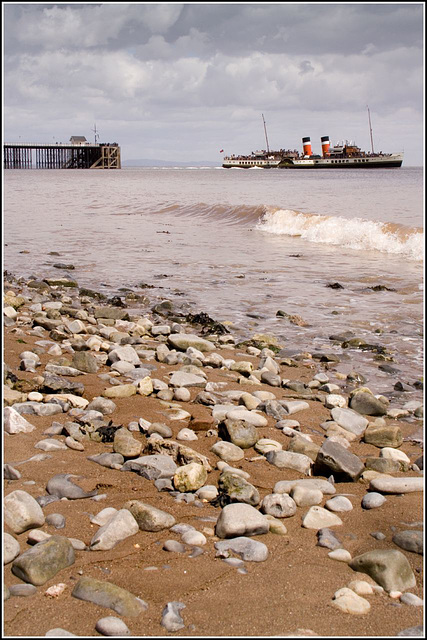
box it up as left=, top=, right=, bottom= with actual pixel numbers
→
left=3, top=273, right=424, bottom=638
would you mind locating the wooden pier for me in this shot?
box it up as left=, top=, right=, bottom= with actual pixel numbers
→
left=3, top=140, right=121, bottom=169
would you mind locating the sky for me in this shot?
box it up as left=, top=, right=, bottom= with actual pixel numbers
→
left=2, top=2, right=425, bottom=165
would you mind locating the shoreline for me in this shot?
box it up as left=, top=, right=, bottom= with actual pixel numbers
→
left=3, top=271, right=424, bottom=637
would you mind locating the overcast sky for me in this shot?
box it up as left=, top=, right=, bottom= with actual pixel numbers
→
left=2, top=2, right=424, bottom=165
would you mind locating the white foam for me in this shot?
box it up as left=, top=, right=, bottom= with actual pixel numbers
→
left=256, top=208, right=424, bottom=261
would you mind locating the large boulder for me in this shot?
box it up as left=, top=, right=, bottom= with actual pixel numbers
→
left=349, top=549, right=416, bottom=592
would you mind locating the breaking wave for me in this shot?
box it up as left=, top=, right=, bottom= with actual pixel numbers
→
left=256, top=207, right=424, bottom=261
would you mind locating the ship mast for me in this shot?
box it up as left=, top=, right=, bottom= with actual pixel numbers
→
left=367, top=106, right=375, bottom=154
left=262, top=113, right=270, bottom=154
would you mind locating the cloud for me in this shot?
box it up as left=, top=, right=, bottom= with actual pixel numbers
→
left=2, top=3, right=424, bottom=164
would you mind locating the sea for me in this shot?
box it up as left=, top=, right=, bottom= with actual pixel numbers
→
left=3, top=165, right=424, bottom=406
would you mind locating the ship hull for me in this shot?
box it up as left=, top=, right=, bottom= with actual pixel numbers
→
left=278, top=155, right=403, bottom=169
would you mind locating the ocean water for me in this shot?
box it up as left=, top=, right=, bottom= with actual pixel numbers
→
left=3, top=165, right=424, bottom=401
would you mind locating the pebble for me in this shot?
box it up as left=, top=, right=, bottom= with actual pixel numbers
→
left=362, top=492, right=387, bottom=509
left=328, top=549, right=352, bottom=562
left=400, top=593, right=424, bottom=607
left=332, top=587, right=371, bottom=614
left=9, top=583, right=38, bottom=597
left=161, top=601, right=186, bottom=631
left=95, top=616, right=131, bottom=636
left=302, top=506, right=343, bottom=530
left=325, top=496, right=353, bottom=512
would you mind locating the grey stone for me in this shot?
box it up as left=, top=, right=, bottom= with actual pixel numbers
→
left=9, top=584, right=37, bottom=597
left=214, top=536, right=269, bottom=562
left=163, top=540, right=187, bottom=553
left=261, top=493, right=297, bottom=518
left=349, top=549, right=416, bottom=592
left=392, top=531, right=423, bottom=555
left=349, top=390, right=388, bottom=416
left=45, top=513, right=66, bottom=529
left=145, top=439, right=212, bottom=471
left=35, top=438, right=68, bottom=451
left=72, top=576, right=147, bottom=616
left=225, top=408, right=268, bottom=428
left=218, top=471, right=260, bottom=506
left=108, top=345, right=140, bottom=365
left=362, top=492, right=387, bottom=509
left=4, top=464, right=22, bottom=480
left=211, top=440, right=245, bottom=463
left=12, top=535, right=75, bottom=585
left=215, top=503, right=269, bottom=538
left=220, top=419, right=259, bottom=449
left=266, top=450, right=312, bottom=475
left=46, top=474, right=97, bottom=499
left=331, top=407, right=369, bottom=436
left=364, top=423, right=403, bottom=448
left=86, top=396, right=117, bottom=415
left=121, top=454, right=177, bottom=479
left=280, top=400, right=310, bottom=415
left=287, top=435, right=320, bottom=462
left=168, top=333, right=215, bottom=352
left=400, top=593, right=424, bottom=606
left=364, top=457, right=401, bottom=474
left=123, top=500, right=176, bottom=531
left=316, top=439, right=364, bottom=481
left=169, top=371, right=206, bottom=388
left=161, top=602, right=186, bottom=631
left=316, top=527, right=343, bottom=550
left=41, top=373, right=84, bottom=396
left=113, top=428, right=142, bottom=458
left=4, top=532, right=21, bottom=564
left=88, top=453, right=125, bottom=469
left=396, top=626, right=424, bottom=636
left=71, top=351, right=99, bottom=373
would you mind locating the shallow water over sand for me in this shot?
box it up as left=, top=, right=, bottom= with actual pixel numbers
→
left=3, top=166, right=423, bottom=399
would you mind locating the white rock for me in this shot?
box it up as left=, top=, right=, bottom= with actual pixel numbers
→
left=226, top=408, right=268, bottom=427
left=325, top=394, right=347, bottom=409
left=328, top=549, right=352, bottom=562
left=181, top=530, right=207, bottom=546
left=4, top=407, right=36, bottom=434
left=369, top=476, right=424, bottom=494
left=347, top=580, right=375, bottom=596
left=90, top=509, right=139, bottom=550
left=302, top=506, right=343, bottom=530
left=332, top=587, right=371, bottom=614
left=176, top=428, right=198, bottom=441
left=290, top=485, right=323, bottom=507
left=4, top=490, right=45, bottom=533
left=281, top=400, right=310, bottom=415
left=325, top=496, right=353, bottom=512
left=379, top=448, right=410, bottom=464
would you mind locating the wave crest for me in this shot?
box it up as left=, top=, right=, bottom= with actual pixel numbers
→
left=256, top=208, right=424, bottom=261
